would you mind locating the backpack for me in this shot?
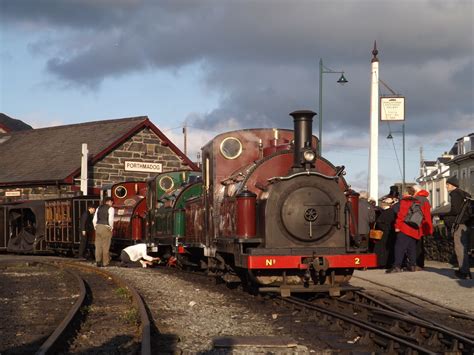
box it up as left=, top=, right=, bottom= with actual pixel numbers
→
left=461, top=196, right=474, bottom=224
left=404, top=199, right=424, bottom=229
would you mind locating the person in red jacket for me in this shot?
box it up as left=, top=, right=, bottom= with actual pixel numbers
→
left=386, top=186, right=432, bottom=273
left=413, top=185, right=433, bottom=269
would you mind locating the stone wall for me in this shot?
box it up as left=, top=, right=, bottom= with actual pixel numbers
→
left=424, top=224, right=474, bottom=265
left=0, top=185, right=75, bottom=203
left=91, top=127, right=190, bottom=188
left=424, top=226, right=457, bottom=264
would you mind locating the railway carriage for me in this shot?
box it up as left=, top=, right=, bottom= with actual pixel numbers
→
left=44, top=196, right=100, bottom=254
left=1, top=182, right=149, bottom=255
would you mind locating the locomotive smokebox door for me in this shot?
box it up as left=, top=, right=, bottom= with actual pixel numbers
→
left=281, top=186, right=338, bottom=242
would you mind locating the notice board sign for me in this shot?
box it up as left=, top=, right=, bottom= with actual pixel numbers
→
left=124, top=161, right=162, bottom=173
left=380, top=97, right=405, bottom=121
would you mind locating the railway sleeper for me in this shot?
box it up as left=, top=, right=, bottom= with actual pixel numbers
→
left=407, top=325, right=427, bottom=344
left=426, top=332, right=443, bottom=349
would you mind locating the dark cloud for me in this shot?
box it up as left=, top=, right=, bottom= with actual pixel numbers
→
left=2, top=0, right=472, bottom=139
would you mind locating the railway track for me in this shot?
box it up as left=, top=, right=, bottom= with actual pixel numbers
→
left=275, top=292, right=473, bottom=354
left=0, top=258, right=151, bottom=355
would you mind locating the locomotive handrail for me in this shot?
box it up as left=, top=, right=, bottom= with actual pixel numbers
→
left=268, top=171, right=339, bottom=183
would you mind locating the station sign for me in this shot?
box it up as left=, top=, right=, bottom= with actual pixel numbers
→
left=380, top=96, right=405, bottom=121
left=124, top=161, right=162, bottom=173
left=5, top=191, right=21, bottom=197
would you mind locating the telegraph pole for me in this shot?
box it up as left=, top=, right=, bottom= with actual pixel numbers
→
left=183, top=124, right=187, bottom=156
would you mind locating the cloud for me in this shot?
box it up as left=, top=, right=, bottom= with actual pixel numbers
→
left=2, top=0, right=472, bottom=141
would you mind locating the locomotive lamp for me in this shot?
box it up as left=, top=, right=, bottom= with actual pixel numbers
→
left=318, top=58, right=348, bottom=156
left=303, top=149, right=316, bottom=164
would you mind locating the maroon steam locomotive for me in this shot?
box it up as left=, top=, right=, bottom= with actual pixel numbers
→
left=153, top=110, right=377, bottom=295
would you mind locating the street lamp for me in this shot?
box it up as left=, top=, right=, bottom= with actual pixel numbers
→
left=387, top=123, right=406, bottom=194
left=318, top=58, right=348, bottom=156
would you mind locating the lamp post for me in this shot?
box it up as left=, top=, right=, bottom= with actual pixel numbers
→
left=318, top=58, right=348, bottom=156
left=387, top=123, right=406, bottom=194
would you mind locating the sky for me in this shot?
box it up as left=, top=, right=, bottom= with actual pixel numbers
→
left=1, top=0, right=473, bottom=197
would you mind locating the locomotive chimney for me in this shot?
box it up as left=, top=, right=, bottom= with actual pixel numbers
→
left=289, top=110, right=316, bottom=168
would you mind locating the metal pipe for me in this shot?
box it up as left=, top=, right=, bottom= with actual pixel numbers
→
left=319, top=58, right=323, bottom=156
left=402, top=123, right=406, bottom=194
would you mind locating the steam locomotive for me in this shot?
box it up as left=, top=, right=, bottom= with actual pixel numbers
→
left=149, top=110, right=377, bottom=295
left=1, top=110, right=377, bottom=295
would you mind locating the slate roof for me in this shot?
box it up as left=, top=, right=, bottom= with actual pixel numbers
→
left=0, top=113, right=33, bottom=131
left=0, top=116, right=197, bottom=185
left=437, top=157, right=451, bottom=164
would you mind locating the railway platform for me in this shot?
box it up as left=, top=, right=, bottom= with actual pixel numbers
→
left=350, top=260, right=474, bottom=314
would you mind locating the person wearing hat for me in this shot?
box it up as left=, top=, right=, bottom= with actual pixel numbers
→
left=357, top=191, right=376, bottom=247
left=441, top=176, right=472, bottom=279
left=372, top=193, right=399, bottom=268
left=78, top=204, right=96, bottom=260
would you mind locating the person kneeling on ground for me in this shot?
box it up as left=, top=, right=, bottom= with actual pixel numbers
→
left=120, top=243, right=160, bottom=268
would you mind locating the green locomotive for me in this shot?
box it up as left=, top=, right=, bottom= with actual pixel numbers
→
left=146, top=170, right=202, bottom=259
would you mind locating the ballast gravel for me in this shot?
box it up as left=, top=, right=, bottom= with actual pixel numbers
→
left=106, top=266, right=329, bottom=354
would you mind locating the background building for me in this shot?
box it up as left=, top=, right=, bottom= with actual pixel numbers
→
left=418, top=133, right=474, bottom=209
left=418, top=155, right=453, bottom=209
left=0, top=116, right=198, bottom=203
left=446, top=133, right=474, bottom=196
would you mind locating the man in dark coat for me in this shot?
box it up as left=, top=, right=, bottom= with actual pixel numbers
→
left=358, top=191, right=376, bottom=247
left=373, top=195, right=398, bottom=268
left=78, top=205, right=96, bottom=259
left=372, top=186, right=399, bottom=268
left=441, top=176, right=472, bottom=279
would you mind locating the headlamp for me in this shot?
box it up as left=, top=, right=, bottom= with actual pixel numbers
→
left=303, top=150, right=316, bottom=163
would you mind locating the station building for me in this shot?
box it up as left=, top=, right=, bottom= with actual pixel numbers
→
left=0, top=115, right=198, bottom=203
